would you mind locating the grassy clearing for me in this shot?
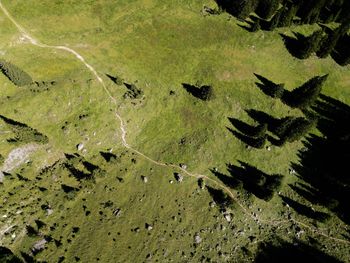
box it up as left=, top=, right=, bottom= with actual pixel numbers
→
left=0, top=0, right=349, bottom=262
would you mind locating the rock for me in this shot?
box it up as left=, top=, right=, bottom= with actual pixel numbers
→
left=224, top=213, right=232, bottom=222
left=32, top=239, right=47, bottom=253
left=46, top=209, right=53, bottom=216
left=76, top=143, right=84, bottom=151
left=180, top=163, right=187, bottom=170
left=266, top=146, right=271, bottom=151
left=174, top=173, right=183, bottom=182
left=145, top=223, right=153, bottom=231
left=198, top=178, right=205, bottom=189
left=194, top=233, right=202, bottom=244
left=209, top=201, right=216, bottom=208
left=135, top=227, right=140, bottom=233
left=169, top=180, right=174, bottom=184
left=113, top=208, right=122, bottom=217
left=141, top=176, right=148, bottom=183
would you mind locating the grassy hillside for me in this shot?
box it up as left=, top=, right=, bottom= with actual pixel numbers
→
left=0, top=0, right=349, bottom=262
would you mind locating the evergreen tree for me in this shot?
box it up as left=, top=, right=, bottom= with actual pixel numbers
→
left=256, top=0, right=281, bottom=20
left=278, top=3, right=298, bottom=27
left=298, top=29, right=324, bottom=59
left=0, top=60, right=32, bottom=87
left=284, top=75, right=328, bottom=109
left=218, top=0, right=259, bottom=19
left=317, top=27, right=342, bottom=58
left=267, top=7, right=283, bottom=31
left=332, top=33, right=350, bottom=66
left=250, top=18, right=261, bottom=32
left=281, top=117, right=316, bottom=143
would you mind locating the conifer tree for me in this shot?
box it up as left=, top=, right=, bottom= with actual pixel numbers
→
left=284, top=75, right=328, bottom=109
left=278, top=3, right=298, bottom=27
left=267, top=7, right=282, bottom=31
left=298, top=29, right=324, bottom=59
left=256, top=0, right=281, bottom=20
left=317, top=27, right=342, bottom=58
left=332, top=33, right=350, bottom=66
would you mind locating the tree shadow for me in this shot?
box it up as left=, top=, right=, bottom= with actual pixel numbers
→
left=206, top=185, right=233, bottom=211
left=331, top=33, right=350, bottom=66
left=288, top=94, right=350, bottom=225
left=255, top=238, right=342, bottom=263
left=219, top=161, right=283, bottom=201
left=182, top=83, right=213, bottom=101
left=254, top=73, right=286, bottom=99
left=280, top=195, right=330, bottom=222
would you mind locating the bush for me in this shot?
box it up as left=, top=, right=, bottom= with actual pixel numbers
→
left=0, top=60, right=32, bottom=87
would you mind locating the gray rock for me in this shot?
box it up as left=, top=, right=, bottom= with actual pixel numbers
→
left=174, top=173, right=183, bottom=182
left=32, top=239, right=47, bottom=253
left=194, top=233, right=202, bottom=244
left=113, top=208, right=122, bottom=217
left=141, top=176, right=148, bottom=183
left=77, top=143, right=84, bottom=151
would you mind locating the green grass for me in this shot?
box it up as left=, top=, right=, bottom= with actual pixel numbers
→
left=1, top=0, right=350, bottom=262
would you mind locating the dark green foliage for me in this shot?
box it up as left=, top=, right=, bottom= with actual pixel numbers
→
left=0, top=115, right=49, bottom=144
left=275, top=117, right=316, bottom=144
left=317, top=27, right=342, bottom=58
left=251, top=123, right=268, bottom=138
left=250, top=18, right=261, bottom=32
left=282, top=30, right=324, bottom=59
left=256, top=0, right=281, bottom=19
left=0, top=60, right=32, bottom=87
left=267, top=8, right=282, bottom=31
left=215, top=0, right=259, bottom=19
left=123, top=83, right=144, bottom=99
left=283, top=75, right=328, bottom=109
left=278, top=3, right=298, bottom=27
left=332, top=33, right=350, bottom=66
left=0, top=246, right=23, bottom=263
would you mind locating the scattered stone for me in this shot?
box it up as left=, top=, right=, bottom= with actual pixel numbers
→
left=169, top=180, right=174, bottom=184
left=145, top=223, right=153, bottom=231
left=141, top=176, right=148, bottom=183
left=46, top=208, right=53, bottom=216
left=194, top=233, right=202, bottom=244
left=135, top=227, right=140, bottom=233
left=266, top=146, right=271, bottom=151
left=198, top=178, right=205, bottom=189
left=224, top=213, right=232, bottom=222
left=209, top=201, right=216, bottom=208
left=174, top=173, right=183, bottom=182
left=180, top=164, right=187, bottom=170
left=113, top=208, right=122, bottom=217
left=32, top=239, right=47, bottom=253
left=76, top=143, right=84, bottom=151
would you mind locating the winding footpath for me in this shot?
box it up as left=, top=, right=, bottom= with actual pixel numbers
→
left=0, top=1, right=349, bottom=246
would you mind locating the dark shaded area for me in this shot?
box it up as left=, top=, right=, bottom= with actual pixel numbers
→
left=99, top=151, right=117, bottom=162
left=0, top=115, right=48, bottom=144
left=206, top=185, right=233, bottom=210
left=255, top=238, right=342, bottom=263
left=0, top=246, right=23, bottom=263
left=331, top=33, right=350, bottom=66
left=106, top=74, right=123, bottom=85
left=211, top=163, right=283, bottom=201
left=280, top=195, right=330, bottom=222
left=0, top=60, right=32, bottom=87
left=227, top=127, right=268, bottom=148
left=61, top=184, right=79, bottom=193
left=123, top=82, right=143, bottom=99
left=289, top=94, right=350, bottom=224
left=182, top=83, right=213, bottom=101
left=254, top=73, right=286, bottom=99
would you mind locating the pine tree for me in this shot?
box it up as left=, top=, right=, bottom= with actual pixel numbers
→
left=298, top=29, right=324, bottom=59
left=284, top=75, right=328, bottom=109
left=332, top=33, right=350, bottom=66
left=317, top=27, right=342, bottom=58
left=228, top=0, right=259, bottom=19
left=278, top=3, right=298, bottom=27
left=0, top=60, right=32, bottom=87
left=256, top=0, right=281, bottom=20
left=250, top=18, right=261, bottom=32
left=282, top=117, right=316, bottom=143
left=267, top=7, right=283, bottom=31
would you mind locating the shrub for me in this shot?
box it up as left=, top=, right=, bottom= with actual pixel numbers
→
left=0, top=60, right=32, bottom=86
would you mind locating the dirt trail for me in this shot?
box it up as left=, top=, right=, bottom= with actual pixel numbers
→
left=0, top=1, right=349, bottom=245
